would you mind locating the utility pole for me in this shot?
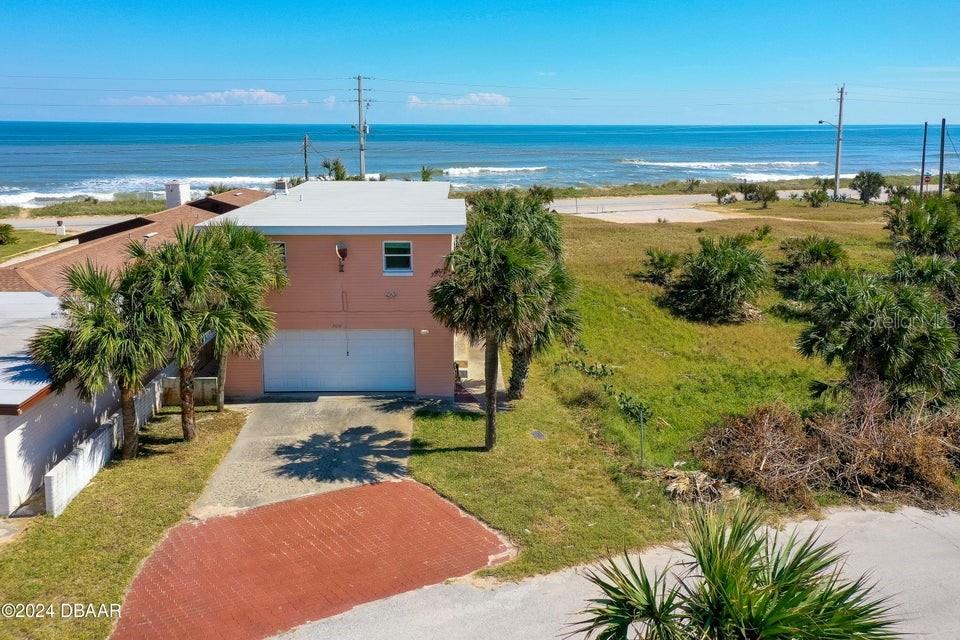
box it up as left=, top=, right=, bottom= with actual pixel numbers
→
left=302, top=134, right=309, bottom=181
left=354, top=74, right=368, bottom=179
left=832, top=84, right=845, bottom=200
left=938, top=118, right=946, bottom=197
left=920, top=121, right=928, bottom=196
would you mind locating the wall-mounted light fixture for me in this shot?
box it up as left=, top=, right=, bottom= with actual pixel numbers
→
left=419, top=329, right=430, bottom=335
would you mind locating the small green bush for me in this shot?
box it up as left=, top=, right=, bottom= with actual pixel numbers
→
left=776, top=235, right=847, bottom=296
left=801, top=188, right=829, bottom=208
left=888, top=195, right=960, bottom=257
left=712, top=185, right=731, bottom=204
left=850, top=170, right=886, bottom=203
left=755, top=184, right=779, bottom=208
left=641, top=247, right=681, bottom=285
left=665, top=236, right=768, bottom=322
left=0, top=223, right=16, bottom=246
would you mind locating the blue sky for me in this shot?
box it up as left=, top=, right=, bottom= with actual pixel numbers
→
left=1, top=0, right=958, bottom=125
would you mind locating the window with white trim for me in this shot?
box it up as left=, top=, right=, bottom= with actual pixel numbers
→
left=383, top=241, right=412, bottom=274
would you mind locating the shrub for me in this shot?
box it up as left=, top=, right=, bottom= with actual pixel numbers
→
left=682, top=178, right=702, bottom=192
left=775, top=235, right=846, bottom=296
left=695, top=404, right=821, bottom=505
left=891, top=252, right=960, bottom=326
left=712, top=185, right=731, bottom=204
left=576, top=505, right=898, bottom=639
left=797, top=268, right=960, bottom=401
left=755, top=184, right=779, bottom=208
left=850, top=170, right=886, bottom=203
left=0, top=223, right=16, bottom=246
left=801, top=188, right=829, bottom=208
left=665, top=236, right=768, bottom=322
left=739, top=181, right=760, bottom=201
left=888, top=195, right=960, bottom=257
left=641, top=247, right=681, bottom=285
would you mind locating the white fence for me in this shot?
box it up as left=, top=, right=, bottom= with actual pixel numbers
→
left=41, top=362, right=176, bottom=517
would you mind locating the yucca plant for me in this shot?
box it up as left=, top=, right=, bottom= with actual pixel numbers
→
left=0, top=223, right=16, bottom=245
left=642, top=248, right=682, bottom=285
left=775, top=235, right=846, bottom=297
left=321, top=157, right=349, bottom=180
left=574, top=505, right=898, bottom=640
left=206, top=183, right=232, bottom=195
left=666, top=236, right=768, bottom=322
left=889, top=195, right=960, bottom=257
left=801, top=188, right=829, bottom=208
left=850, top=171, right=886, bottom=204
left=755, top=184, right=779, bottom=209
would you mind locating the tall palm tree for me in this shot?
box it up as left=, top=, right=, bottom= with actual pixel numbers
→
left=575, top=505, right=897, bottom=639
left=29, top=261, right=168, bottom=459
left=203, top=221, right=288, bottom=411
left=430, top=216, right=551, bottom=450
left=129, top=227, right=224, bottom=440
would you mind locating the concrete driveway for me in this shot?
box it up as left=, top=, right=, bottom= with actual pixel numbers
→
left=191, top=395, right=416, bottom=519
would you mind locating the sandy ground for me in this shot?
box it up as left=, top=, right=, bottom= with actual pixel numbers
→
left=277, top=506, right=960, bottom=639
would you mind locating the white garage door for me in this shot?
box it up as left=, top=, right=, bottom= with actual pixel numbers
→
left=263, top=330, right=415, bottom=392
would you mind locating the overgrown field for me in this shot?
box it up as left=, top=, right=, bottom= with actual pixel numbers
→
left=411, top=208, right=894, bottom=577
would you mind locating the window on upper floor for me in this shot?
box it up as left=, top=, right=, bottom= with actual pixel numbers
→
left=383, top=241, right=412, bottom=274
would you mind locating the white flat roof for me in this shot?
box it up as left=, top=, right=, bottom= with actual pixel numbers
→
left=0, top=292, right=61, bottom=411
left=199, top=180, right=466, bottom=235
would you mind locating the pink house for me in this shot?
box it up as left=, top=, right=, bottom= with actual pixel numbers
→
left=203, top=181, right=466, bottom=399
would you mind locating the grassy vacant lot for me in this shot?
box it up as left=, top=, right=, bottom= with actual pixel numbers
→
left=701, top=198, right=888, bottom=224
left=24, top=199, right=166, bottom=218
left=0, top=230, right=58, bottom=262
left=411, top=208, right=893, bottom=578
left=0, top=410, right=244, bottom=640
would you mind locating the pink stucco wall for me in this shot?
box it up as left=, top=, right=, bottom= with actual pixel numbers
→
left=225, top=234, right=455, bottom=398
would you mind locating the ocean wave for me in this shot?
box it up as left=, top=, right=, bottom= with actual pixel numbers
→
left=442, top=166, right=547, bottom=176
left=731, top=172, right=857, bottom=182
left=622, top=160, right=821, bottom=169
left=0, top=190, right=121, bottom=207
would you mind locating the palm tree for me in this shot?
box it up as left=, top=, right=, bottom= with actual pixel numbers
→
left=129, top=227, right=223, bottom=440
left=203, top=221, right=288, bottom=410
left=575, top=505, right=898, bottom=640
left=420, top=165, right=440, bottom=181
left=507, top=261, right=580, bottom=399
left=321, top=158, right=348, bottom=181
left=797, top=268, right=959, bottom=401
left=430, top=213, right=552, bottom=450
left=29, top=262, right=168, bottom=459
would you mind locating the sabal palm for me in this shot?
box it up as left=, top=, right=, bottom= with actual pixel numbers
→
left=129, top=226, right=227, bottom=439
left=797, top=268, right=959, bottom=400
left=203, top=220, right=288, bottom=410
left=430, top=217, right=552, bottom=450
left=575, top=505, right=898, bottom=640
left=29, top=261, right=168, bottom=459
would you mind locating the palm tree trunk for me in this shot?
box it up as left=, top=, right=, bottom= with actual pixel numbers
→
left=216, top=354, right=226, bottom=412
left=484, top=333, right=499, bottom=451
left=507, top=343, right=532, bottom=400
left=180, top=363, right=197, bottom=441
left=119, top=385, right=139, bottom=460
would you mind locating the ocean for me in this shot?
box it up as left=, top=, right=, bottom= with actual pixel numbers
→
left=0, top=121, right=954, bottom=207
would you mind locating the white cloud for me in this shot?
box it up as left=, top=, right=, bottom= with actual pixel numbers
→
left=407, top=92, right=511, bottom=109
left=321, top=95, right=337, bottom=109
left=107, top=89, right=288, bottom=106
left=537, top=71, right=557, bottom=77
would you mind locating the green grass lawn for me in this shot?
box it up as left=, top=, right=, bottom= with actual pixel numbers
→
left=0, top=409, right=245, bottom=640
left=0, top=230, right=58, bottom=262
left=411, top=210, right=894, bottom=578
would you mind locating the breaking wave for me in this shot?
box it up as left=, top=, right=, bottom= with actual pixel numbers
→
left=621, top=160, right=821, bottom=169
left=442, top=166, right=547, bottom=176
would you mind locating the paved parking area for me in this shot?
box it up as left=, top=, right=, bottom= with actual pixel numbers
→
left=112, top=480, right=513, bottom=640
left=191, top=395, right=416, bottom=519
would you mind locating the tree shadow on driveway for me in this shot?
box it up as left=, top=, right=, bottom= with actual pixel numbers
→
left=272, top=426, right=410, bottom=484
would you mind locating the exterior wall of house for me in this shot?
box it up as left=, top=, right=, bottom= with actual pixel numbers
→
left=225, top=233, right=456, bottom=399
left=0, top=384, right=117, bottom=516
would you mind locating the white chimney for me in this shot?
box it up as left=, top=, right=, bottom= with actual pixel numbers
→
left=164, top=181, right=191, bottom=208
left=273, top=178, right=289, bottom=195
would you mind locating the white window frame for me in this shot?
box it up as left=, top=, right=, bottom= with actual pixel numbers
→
left=382, top=240, right=413, bottom=276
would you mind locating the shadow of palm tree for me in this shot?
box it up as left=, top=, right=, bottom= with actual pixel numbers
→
left=272, top=425, right=410, bottom=483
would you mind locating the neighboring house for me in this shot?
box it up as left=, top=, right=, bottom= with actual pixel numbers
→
left=0, top=188, right=267, bottom=515
left=203, top=181, right=467, bottom=399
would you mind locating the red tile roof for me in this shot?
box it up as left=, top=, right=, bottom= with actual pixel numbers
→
left=0, top=189, right=268, bottom=294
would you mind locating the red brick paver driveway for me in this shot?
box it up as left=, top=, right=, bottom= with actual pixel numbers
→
left=112, top=480, right=512, bottom=640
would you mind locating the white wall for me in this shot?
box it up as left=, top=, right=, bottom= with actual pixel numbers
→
left=0, top=361, right=177, bottom=516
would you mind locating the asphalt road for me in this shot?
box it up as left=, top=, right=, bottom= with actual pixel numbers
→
left=276, top=506, right=960, bottom=639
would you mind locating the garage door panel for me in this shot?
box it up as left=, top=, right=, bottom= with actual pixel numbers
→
left=263, top=330, right=415, bottom=392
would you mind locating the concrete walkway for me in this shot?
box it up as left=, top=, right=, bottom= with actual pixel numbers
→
left=191, top=395, right=416, bottom=519
left=277, top=507, right=960, bottom=639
